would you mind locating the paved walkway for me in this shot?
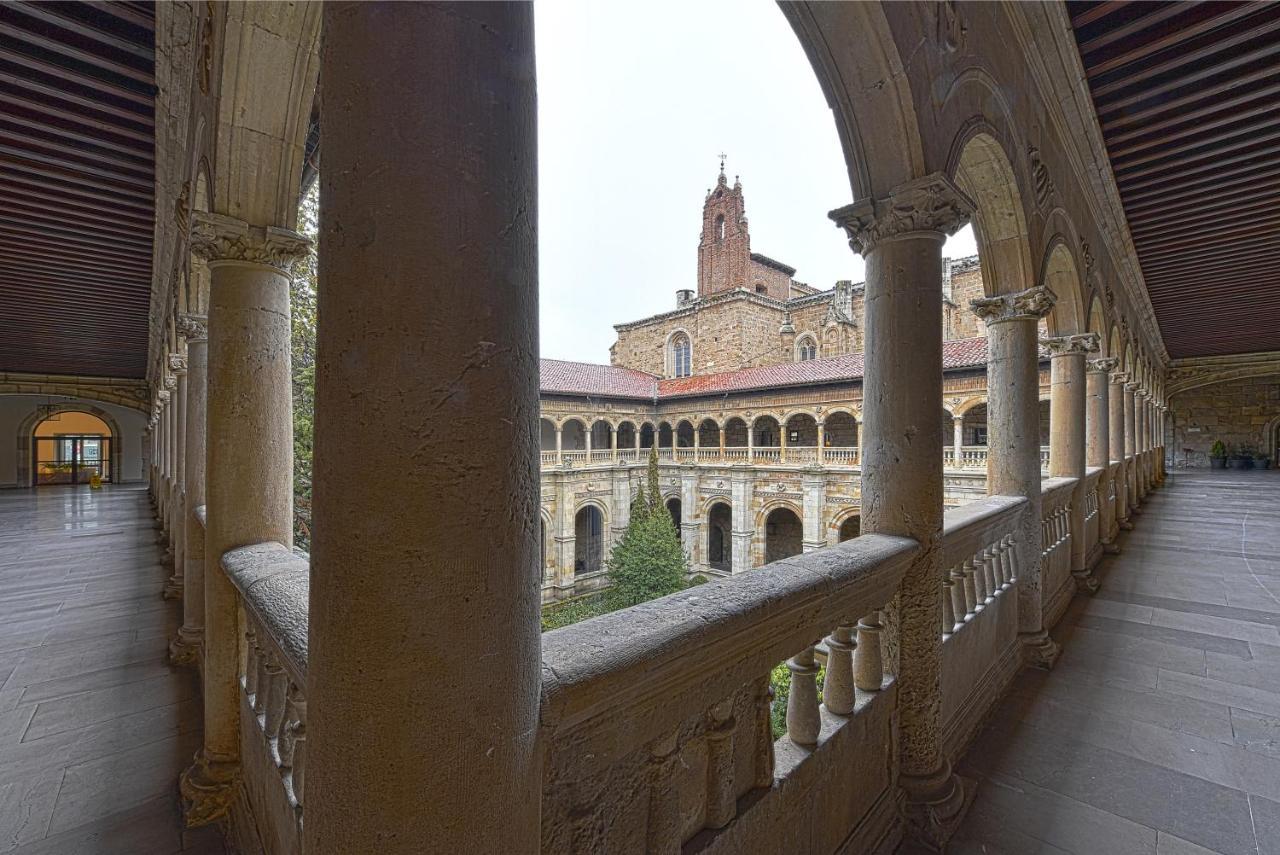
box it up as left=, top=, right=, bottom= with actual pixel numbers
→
left=0, top=485, right=224, bottom=854
left=952, top=470, right=1280, bottom=855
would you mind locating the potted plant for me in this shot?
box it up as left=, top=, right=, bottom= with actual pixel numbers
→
left=1210, top=441, right=1228, bottom=469
left=1255, top=450, right=1272, bottom=470
left=1235, top=444, right=1256, bottom=470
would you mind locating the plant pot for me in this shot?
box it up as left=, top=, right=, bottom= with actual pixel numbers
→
left=1210, top=457, right=1227, bottom=469
left=1256, top=457, right=1271, bottom=470
left=1236, top=456, right=1255, bottom=470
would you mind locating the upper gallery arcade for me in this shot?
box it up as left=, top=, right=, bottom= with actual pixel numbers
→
left=1, top=3, right=1277, bottom=855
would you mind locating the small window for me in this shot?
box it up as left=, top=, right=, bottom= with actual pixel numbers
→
left=716, top=215, right=725, bottom=242
left=755, top=283, right=767, bottom=294
left=797, top=337, right=817, bottom=361
left=671, top=333, right=692, bottom=378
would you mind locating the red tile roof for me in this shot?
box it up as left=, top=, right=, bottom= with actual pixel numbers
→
left=539, top=337, right=996, bottom=401
left=539, top=358, right=658, bottom=400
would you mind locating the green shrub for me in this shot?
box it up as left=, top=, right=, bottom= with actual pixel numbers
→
left=1211, top=440, right=1227, bottom=458
left=606, top=447, right=690, bottom=609
left=540, top=592, right=613, bottom=631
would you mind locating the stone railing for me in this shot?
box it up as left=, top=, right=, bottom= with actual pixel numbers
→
left=1039, top=477, right=1077, bottom=616
left=540, top=534, right=918, bottom=851
left=936, top=495, right=1027, bottom=756
left=1082, top=467, right=1103, bottom=568
left=539, top=445, right=1052, bottom=471
left=221, top=543, right=310, bottom=855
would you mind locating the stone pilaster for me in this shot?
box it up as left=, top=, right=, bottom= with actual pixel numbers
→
left=680, top=466, right=701, bottom=566
left=164, top=352, right=188, bottom=600
left=971, top=284, right=1060, bottom=668
left=305, top=5, right=541, bottom=850
left=1044, top=333, right=1099, bottom=593
left=180, top=211, right=308, bottom=827
left=833, top=172, right=973, bottom=849
left=171, top=314, right=208, bottom=666
left=1088, top=358, right=1119, bottom=552
left=731, top=469, right=754, bottom=572
left=1111, top=373, right=1132, bottom=530
left=801, top=470, right=826, bottom=552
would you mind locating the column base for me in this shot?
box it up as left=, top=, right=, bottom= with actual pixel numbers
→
left=180, top=751, right=239, bottom=827
left=1118, top=518, right=1134, bottom=531
left=1101, top=538, right=1121, bottom=555
left=1072, top=571, right=1101, bottom=595
left=1130, top=503, right=1143, bottom=515
left=162, top=575, right=183, bottom=600
left=899, top=762, right=973, bottom=852
left=1019, top=630, right=1061, bottom=670
left=168, top=628, right=203, bottom=667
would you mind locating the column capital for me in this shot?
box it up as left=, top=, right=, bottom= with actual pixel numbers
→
left=155, top=388, right=171, bottom=406
left=970, top=285, right=1056, bottom=325
left=163, top=374, right=178, bottom=392
left=177, top=313, right=209, bottom=343
left=828, top=173, right=973, bottom=256
left=1042, top=332, right=1100, bottom=358
left=1087, top=356, right=1119, bottom=374
left=1111, top=371, right=1130, bottom=385
left=1134, top=388, right=1150, bottom=400
left=191, top=211, right=310, bottom=273
left=1125, top=382, right=1140, bottom=393
left=168, top=352, right=188, bottom=375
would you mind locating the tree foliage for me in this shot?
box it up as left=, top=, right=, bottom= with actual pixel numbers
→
left=606, top=446, right=690, bottom=608
left=290, top=183, right=320, bottom=550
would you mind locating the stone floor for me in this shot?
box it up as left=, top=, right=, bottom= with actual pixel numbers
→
left=949, top=470, right=1280, bottom=855
left=0, top=485, right=226, bottom=854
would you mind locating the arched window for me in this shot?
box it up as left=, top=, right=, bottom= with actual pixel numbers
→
left=755, top=283, right=767, bottom=294
left=670, top=332, right=691, bottom=378
left=715, top=215, right=725, bottom=242
left=796, top=335, right=817, bottom=361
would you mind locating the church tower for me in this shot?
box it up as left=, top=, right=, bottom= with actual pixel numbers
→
left=697, top=158, right=751, bottom=298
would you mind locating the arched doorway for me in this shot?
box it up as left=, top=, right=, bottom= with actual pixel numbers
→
left=707, top=502, right=731, bottom=572
left=665, top=497, right=682, bottom=535
left=838, top=515, right=860, bottom=542
left=32, top=410, right=114, bottom=486
left=574, top=505, right=604, bottom=575
left=764, top=506, right=802, bottom=564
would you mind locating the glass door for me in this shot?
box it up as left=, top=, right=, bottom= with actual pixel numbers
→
left=33, top=435, right=112, bottom=485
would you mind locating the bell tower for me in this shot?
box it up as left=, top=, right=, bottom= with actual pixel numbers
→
left=697, top=156, right=750, bottom=297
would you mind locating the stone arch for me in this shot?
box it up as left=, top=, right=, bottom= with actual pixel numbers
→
left=639, top=422, right=655, bottom=449
left=781, top=3, right=925, bottom=201
left=697, top=418, right=720, bottom=448
left=794, top=333, right=819, bottom=362
left=1040, top=237, right=1086, bottom=336
left=675, top=419, right=696, bottom=448
left=665, top=328, right=693, bottom=379
left=705, top=500, right=732, bottom=573
left=953, top=396, right=987, bottom=417
left=832, top=507, right=862, bottom=543
left=784, top=412, right=819, bottom=447
left=573, top=501, right=607, bottom=576
left=539, top=506, right=553, bottom=582
left=616, top=420, right=637, bottom=449
left=1087, top=295, right=1108, bottom=356
left=949, top=125, right=1035, bottom=298
left=560, top=418, right=586, bottom=451
left=823, top=411, right=858, bottom=447
left=657, top=422, right=674, bottom=448
left=14, top=402, right=123, bottom=488
left=751, top=415, right=781, bottom=448
left=539, top=418, right=556, bottom=451
left=759, top=502, right=803, bottom=565
left=211, top=3, right=322, bottom=228
left=664, top=496, right=682, bottom=534
left=1109, top=326, right=1124, bottom=370
left=589, top=419, right=612, bottom=450
left=723, top=417, right=748, bottom=448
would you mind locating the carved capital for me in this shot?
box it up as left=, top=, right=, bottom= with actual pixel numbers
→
left=1125, top=382, right=1140, bottom=393
left=156, top=389, right=172, bottom=405
left=163, top=374, right=178, bottom=391
left=190, top=211, right=310, bottom=273
left=177, top=313, right=208, bottom=343
left=970, top=285, right=1056, bottom=325
left=829, top=173, right=973, bottom=256
left=1042, top=332, right=1100, bottom=358
left=168, top=353, right=187, bottom=375
left=1111, top=371, right=1130, bottom=385
left=1087, top=357, right=1119, bottom=374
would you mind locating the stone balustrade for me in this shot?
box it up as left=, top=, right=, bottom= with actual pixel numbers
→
left=539, top=445, right=1052, bottom=471
left=938, top=496, right=1024, bottom=636
left=1040, top=477, right=1077, bottom=622
left=1082, top=467, right=1103, bottom=568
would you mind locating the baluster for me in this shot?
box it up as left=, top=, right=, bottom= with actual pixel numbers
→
left=786, top=646, right=821, bottom=746
left=941, top=576, right=956, bottom=637
left=646, top=731, right=681, bottom=853
left=705, top=699, right=737, bottom=829
left=948, top=566, right=966, bottom=631
left=263, top=659, right=288, bottom=761
left=754, top=677, right=775, bottom=787
left=1004, top=535, right=1018, bottom=584
left=961, top=558, right=977, bottom=618
left=853, top=611, right=884, bottom=691
left=823, top=622, right=856, bottom=715
left=253, top=644, right=271, bottom=719
left=972, top=552, right=988, bottom=608
left=983, top=546, right=998, bottom=601
left=244, top=625, right=260, bottom=699
left=998, top=535, right=1013, bottom=586
left=289, top=695, right=307, bottom=808
left=279, top=682, right=303, bottom=771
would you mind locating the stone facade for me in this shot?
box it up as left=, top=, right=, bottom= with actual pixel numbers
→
left=1169, top=375, right=1280, bottom=464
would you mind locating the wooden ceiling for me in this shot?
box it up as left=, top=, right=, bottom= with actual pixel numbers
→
left=1068, top=1, right=1280, bottom=360
left=0, top=1, right=155, bottom=379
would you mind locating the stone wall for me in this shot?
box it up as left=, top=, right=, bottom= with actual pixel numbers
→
left=612, top=294, right=790, bottom=376
left=0, top=395, right=148, bottom=487
left=944, top=258, right=986, bottom=341
left=1169, top=375, right=1280, bottom=464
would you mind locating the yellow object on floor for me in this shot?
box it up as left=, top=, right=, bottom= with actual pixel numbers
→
left=89, top=473, right=102, bottom=489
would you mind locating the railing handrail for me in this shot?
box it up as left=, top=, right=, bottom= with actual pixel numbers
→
left=1040, top=476, right=1077, bottom=513
left=939, top=494, right=1026, bottom=569
left=539, top=533, right=918, bottom=761
left=223, top=542, right=310, bottom=687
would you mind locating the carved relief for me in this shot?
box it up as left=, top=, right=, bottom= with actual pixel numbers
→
left=198, top=1, right=214, bottom=94
left=830, top=174, right=973, bottom=256
left=168, top=353, right=188, bottom=374
left=190, top=212, right=310, bottom=272
left=970, top=285, right=1057, bottom=324
left=177, top=314, right=209, bottom=342
left=1081, top=241, right=1095, bottom=272
left=936, top=1, right=965, bottom=53
left=1087, top=357, right=1119, bottom=374
left=1028, top=146, right=1055, bottom=209
left=1042, top=332, right=1100, bottom=357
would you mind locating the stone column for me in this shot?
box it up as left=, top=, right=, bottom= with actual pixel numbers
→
left=156, top=390, right=171, bottom=525
left=833, top=173, right=972, bottom=847
left=680, top=467, right=700, bottom=566
left=1088, top=358, right=1119, bottom=552
left=816, top=421, right=825, bottom=465
left=171, top=315, right=208, bottom=666
left=164, top=352, right=188, bottom=600
left=779, top=419, right=788, bottom=463
left=306, top=5, right=540, bottom=851
left=1110, top=373, right=1131, bottom=529
left=1045, top=333, right=1098, bottom=593
left=718, top=425, right=726, bottom=455
left=971, top=285, right=1058, bottom=668
left=1124, top=382, right=1139, bottom=513
left=179, top=212, right=306, bottom=826
left=953, top=416, right=965, bottom=468
left=730, top=470, right=754, bottom=572
left=1138, top=392, right=1151, bottom=496
left=801, top=472, right=826, bottom=552
left=555, top=425, right=562, bottom=464
left=610, top=425, right=618, bottom=461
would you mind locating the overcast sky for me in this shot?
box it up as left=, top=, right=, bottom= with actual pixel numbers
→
left=535, top=0, right=975, bottom=364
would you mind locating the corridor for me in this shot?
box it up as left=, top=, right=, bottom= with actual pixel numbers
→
left=952, top=471, right=1280, bottom=855
left=0, top=486, right=222, bottom=854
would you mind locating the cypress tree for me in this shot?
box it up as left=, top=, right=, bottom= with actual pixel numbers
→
left=607, top=445, right=689, bottom=608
